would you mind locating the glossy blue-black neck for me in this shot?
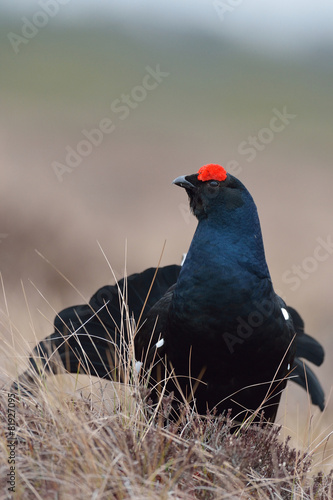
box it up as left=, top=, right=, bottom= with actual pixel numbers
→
left=171, top=177, right=273, bottom=327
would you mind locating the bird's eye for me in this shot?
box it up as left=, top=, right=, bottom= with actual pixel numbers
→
left=208, top=180, right=219, bottom=188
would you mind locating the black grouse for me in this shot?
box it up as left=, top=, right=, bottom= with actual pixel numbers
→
left=17, top=164, right=325, bottom=422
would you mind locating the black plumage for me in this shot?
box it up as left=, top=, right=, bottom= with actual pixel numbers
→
left=18, top=164, right=325, bottom=421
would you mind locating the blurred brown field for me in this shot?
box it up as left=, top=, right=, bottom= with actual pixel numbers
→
left=0, top=19, right=332, bottom=472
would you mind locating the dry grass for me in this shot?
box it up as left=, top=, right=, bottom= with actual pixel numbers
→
left=1, top=378, right=332, bottom=499
left=0, top=271, right=332, bottom=499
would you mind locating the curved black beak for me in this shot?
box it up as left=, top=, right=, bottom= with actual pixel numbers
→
left=172, top=175, right=196, bottom=190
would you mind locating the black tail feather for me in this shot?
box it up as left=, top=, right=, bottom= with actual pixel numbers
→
left=288, top=306, right=325, bottom=366
left=291, top=357, right=325, bottom=411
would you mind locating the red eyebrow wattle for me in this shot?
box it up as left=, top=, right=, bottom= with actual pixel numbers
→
left=197, top=164, right=227, bottom=182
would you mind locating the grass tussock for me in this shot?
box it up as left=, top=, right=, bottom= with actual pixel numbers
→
left=0, top=382, right=332, bottom=499
left=0, top=263, right=332, bottom=499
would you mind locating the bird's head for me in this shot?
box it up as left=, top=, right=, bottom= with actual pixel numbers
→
left=173, top=164, right=249, bottom=221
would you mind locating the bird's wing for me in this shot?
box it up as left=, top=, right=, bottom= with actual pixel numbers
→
left=88, top=264, right=181, bottom=324
left=25, top=302, right=125, bottom=382
left=134, top=284, right=175, bottom=366
left=18, top=265, right=181, bottom=387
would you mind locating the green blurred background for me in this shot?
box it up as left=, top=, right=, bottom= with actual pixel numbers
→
left=0, top=2, right=332, bottom=450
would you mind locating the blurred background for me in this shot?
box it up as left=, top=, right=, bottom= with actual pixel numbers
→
left=0, top=0, right=332, bottom=464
